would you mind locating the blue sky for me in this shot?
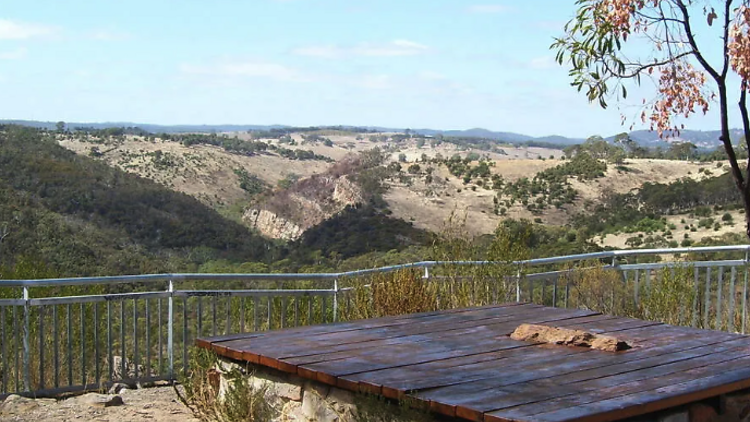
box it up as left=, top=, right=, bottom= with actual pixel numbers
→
left=0, top=1, right=733, bottom=138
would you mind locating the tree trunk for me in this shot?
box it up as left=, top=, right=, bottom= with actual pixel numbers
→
left=728, top=88, right=750, bottom=241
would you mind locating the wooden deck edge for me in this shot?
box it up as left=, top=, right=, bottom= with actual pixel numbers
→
left=483, top=377, right=750, bottom=422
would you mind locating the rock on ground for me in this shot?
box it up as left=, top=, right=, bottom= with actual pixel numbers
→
left=0, top=386, right=198, bottom=422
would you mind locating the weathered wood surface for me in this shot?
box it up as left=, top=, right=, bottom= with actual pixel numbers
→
left=196, top=303, right=750, bottom=422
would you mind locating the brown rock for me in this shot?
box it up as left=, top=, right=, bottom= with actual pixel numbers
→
left=510, top=324, right=630, bottom=352
left=0, top=395, right=42, bottom=415
left=70, top=393, right=124, bottom=408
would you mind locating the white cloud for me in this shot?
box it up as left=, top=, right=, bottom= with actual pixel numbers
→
left=293, top=39, right=429, bottom=58
left=0, top=47, right=27, bottom=60
left=180, top=60, right=310, bottom=82
left=467, top=5, right=510, bottom=14
left=0, top=19, right=56, bottom=40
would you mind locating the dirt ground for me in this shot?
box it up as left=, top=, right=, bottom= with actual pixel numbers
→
left=0, top=386, right=198, bottom=422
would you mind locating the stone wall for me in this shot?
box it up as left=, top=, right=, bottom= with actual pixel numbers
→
left=214, top=357, right=443, bottom=422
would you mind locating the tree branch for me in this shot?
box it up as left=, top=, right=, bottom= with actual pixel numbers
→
left=603, top=51, right=694, bottom=79
left=721, top=0, right=734, bottom=78
left=675, top=0, right=722, bottom=81
left=634, top=11, right=685, bottom=25
left=741, top=89, right=750, bottom=194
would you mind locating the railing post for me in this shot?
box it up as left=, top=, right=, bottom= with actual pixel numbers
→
left=167, top=279, right=174, bottom=381
left=22, top=287, right=29, bottom=392
left=333, top=278, right=339, bottom=323
left=515, top=265, right=522, bottom=303
left=744, top=250, right=749, bottom=334
left=424, top=267, right=430, bottom=279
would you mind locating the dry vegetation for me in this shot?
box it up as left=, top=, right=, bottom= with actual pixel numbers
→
left=55, top=131, right=736, bottom=242
left=58, top=135, right=329, bottom=209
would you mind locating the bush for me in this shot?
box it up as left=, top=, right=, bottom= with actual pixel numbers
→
left=176, top=348, right=273, bottom=421
left=698, top=218, right=715, bottom=229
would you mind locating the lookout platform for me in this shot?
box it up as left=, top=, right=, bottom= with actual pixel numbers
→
left=196, top=303, right=750, bottom=422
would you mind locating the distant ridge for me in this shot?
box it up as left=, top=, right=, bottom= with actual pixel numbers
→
left=0, top=119, right=737, bottom=148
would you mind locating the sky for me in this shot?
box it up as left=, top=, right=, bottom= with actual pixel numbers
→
left=0, top=1, right=738, bottom=138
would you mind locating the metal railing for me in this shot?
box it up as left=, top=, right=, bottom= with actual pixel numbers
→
left=1, top=244, right=749, bottom=397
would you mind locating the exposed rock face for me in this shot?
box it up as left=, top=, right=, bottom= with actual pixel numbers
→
left=244, top=209, right=304, bottom=241
left=510, top=323, right=631, bottom=352
left=244, top=175, right=364, bottom=241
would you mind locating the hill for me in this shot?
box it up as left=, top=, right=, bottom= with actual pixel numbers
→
left=0, top=125, right=274, bottom=276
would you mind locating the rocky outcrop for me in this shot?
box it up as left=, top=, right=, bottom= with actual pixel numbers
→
left=244, top=175, right=364, bottom=241
left=243, top=209, right=305, bottom=241
left=510, top=323, right=631, bottom=352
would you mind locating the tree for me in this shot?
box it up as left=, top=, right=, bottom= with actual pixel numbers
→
left=553, top=0, right=750, bottom=238
left=56, top=121, right=65, bottom=132
left=668, top=141, right=698, bottom=160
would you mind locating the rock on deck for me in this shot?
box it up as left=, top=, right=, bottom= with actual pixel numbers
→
left=196, top=303, right=750, bottom=422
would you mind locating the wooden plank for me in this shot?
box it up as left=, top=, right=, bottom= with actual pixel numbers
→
left=371, top=329, right=722, bottom=402
left=273, top=305, right=550, bottom=358
left=215, top=303, right=547, bottom=361
left=553, top=316, right=663, bottom=333
left=235, top=306, right=593, bottom=375
left=207, top=302, right=534, bottom=348
left=282, top=311, right=545, bottom=366
left=345, top=319, right=686, bottom=395
left=412, top=327, right=746, bottom=412
left=492, top=339, right=750, bottom=420
left=447, top=338, right=750, bottom=420
left=508, top=355, right=750, bottom=422
left=373, top=344, right=591, bottom=400
left=296, top=308, right=598, bottom=378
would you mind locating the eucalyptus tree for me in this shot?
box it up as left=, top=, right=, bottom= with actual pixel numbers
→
left=553, top=0, right=750, bottom=237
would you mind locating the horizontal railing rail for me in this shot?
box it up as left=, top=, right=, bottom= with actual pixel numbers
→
left=4, top=244, right=749, bottom=287
left=0, top=244, right=748, bottom=397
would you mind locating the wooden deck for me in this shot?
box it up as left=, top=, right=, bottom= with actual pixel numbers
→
left=197, top=303, right=750, bottom=422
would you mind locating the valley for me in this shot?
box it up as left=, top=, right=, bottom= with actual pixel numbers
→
left=54, top=127, right=735, bottom=242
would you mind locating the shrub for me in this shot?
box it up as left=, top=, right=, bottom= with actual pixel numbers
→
left=176, top=348, right=273, bottom=421
left=638, top=266, right=695, bottom=325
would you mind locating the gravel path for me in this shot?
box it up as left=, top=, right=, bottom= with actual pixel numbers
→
left=0, top=386, right=199, bottom=422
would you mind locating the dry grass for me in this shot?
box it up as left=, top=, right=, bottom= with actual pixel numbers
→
left=57, top=132, right=728, bottom=241
left=564, top=262, right=699, bottom=327
left=175, top=348, right=272, bottom=422
left=384, top=159, right=707, bottom=236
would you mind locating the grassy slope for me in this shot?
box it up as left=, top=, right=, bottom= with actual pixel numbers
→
left=0, top=126, right=273, bottom=276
